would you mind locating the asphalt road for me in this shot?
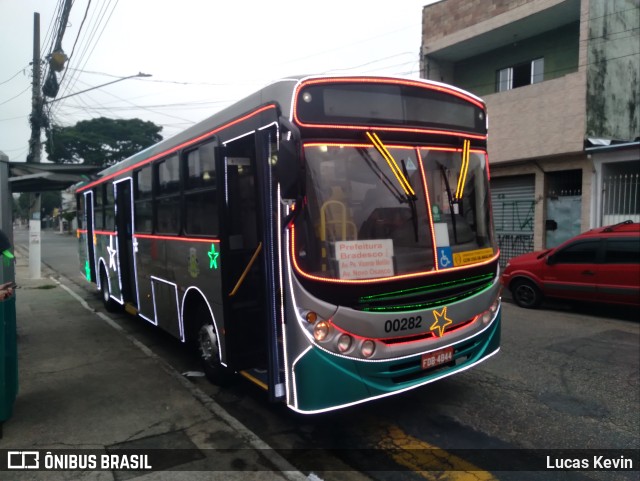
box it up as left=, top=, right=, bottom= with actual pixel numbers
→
left=16, top=228, right=640, bottom=481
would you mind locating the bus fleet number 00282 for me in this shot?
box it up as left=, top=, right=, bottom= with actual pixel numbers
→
left=384, top=316, right=423, bottom=333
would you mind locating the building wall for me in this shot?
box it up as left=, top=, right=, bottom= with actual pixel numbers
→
left=490, top=155, right=593, bottom=249
left=452, top=23, right=580, bottom=97
left=421, top=0, right=638, bottom=249
left=586, top=0, right=640, bottom=139
left=422, top=0, right=539, bottom=42
left=485, top=72, right=587, bottom=164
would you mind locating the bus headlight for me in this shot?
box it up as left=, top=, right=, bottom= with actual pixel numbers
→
left=361, top=340, right=375, bottom=358
left=337, top=334, right=352, bottom=353
left=481, top=297, right=501, bottom=325
left=313, top=321, right=330, bottom=341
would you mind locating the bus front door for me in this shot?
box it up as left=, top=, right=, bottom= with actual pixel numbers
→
left=221, top=133, right=268, bottom=372
left=114, top=179, right=137, bottom=306
left=83, top=191, right=96, bottom=283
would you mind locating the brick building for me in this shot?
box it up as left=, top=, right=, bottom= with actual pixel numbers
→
left=420, top=0, right=639, bottom=266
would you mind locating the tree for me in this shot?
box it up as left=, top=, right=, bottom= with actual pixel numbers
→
left=16, top=191, right=61, bottom=218
left=45, top=117, right=162, bottom=167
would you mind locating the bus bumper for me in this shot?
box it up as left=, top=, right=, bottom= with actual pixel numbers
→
left=290, top=309, right=501, bottom=414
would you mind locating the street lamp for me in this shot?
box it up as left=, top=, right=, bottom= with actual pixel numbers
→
left=45, top=72, right=152, bottom=104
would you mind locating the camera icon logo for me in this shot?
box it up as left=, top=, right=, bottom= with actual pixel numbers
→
left=7, top=451, right=40, bottom=469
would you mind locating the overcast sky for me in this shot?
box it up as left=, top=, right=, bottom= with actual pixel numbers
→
left=0, top=0, right=436, bottom=163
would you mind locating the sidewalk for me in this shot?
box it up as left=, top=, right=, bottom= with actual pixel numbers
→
left=1, top=244, right=308, bottom=481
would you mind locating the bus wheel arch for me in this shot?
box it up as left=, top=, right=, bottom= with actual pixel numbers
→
left=182, top=290, right=235, bottom=386
left=99, top=262, right=119, bottom=312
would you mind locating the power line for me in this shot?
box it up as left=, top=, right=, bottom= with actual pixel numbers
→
left=0, top=66, right=30, bottom=86
left=0, top=86, right=31, bottom=107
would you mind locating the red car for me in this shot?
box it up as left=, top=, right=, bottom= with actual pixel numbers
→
left=501, top=221, right=640, bottom=309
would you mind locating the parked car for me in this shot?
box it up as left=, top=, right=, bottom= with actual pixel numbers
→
left=501, top=220, right=640, bottom=309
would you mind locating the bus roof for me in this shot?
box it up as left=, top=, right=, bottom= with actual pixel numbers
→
left=82, top=75, right=486, bottom=189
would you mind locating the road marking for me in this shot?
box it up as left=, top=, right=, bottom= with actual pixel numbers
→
left=377, top=423, right=497, bottom=480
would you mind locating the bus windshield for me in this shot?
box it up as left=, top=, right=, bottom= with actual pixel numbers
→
left=292, top=142, right=496, bottom=281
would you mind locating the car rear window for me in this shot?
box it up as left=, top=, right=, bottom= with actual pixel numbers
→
left=604, top=238, right=640, bottom=264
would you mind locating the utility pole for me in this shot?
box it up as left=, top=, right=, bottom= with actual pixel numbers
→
left=28, top=12, right=42, bottom=279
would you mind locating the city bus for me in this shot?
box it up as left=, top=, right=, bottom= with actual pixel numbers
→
left=75, top=75, right=501, bottom=414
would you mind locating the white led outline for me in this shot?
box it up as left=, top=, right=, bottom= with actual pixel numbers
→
left=182, top=285, right=227, bottom=366
left=290, top=344, right=501, bottom=415
left=284, top=226, right=501, bottom=411
left=150, top=275, right=184, bottom=341
left=278, top=186, right=292, bottom=405
left=113, top=177, right=140, bottom=307
left=83, top=190, right=96, bottom=286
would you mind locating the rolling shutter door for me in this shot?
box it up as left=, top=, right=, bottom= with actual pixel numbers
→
left=490, top=175, right=535, bottom=267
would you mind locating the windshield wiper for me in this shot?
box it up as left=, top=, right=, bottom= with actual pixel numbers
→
left=401, top=158, right=419, bottom=242
left=357, top=148, right=405, bottom=204
left=366, top=132, right=416, bottom=200
left=437, top=162, right=458, bottom=244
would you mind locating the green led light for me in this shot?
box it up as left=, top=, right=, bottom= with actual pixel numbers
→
left=208, top=243, right=220, bottom=270
left=359, top=273, right=493, bottom=302
left=85, top=260, right=91, bottom=281
left=363, top=283, right=492, bottom=312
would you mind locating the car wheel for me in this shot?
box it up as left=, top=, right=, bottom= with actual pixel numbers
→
left=511, top=279, right=543, bottom=309
left=100, top=267, right=119, bottom=312
left=196, top=304, right=235, bottom=386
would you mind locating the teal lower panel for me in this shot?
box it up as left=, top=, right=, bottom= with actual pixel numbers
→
left=293, top=311, right=501, bottom=413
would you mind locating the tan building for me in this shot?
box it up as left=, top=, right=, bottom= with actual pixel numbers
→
left=420, top=0, right=639, bottom=266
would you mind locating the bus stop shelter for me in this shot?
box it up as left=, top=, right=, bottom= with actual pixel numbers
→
left=0, top=152, right=101, bottom=434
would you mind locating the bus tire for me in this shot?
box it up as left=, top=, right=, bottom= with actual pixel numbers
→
left=100, top=267, right=119, bottom=312
left=196, top=308, right=235, bottom=386
left=511, top=278, right=543, bottom=309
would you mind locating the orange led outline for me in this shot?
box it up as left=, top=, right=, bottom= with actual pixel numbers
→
left=291, top=141, right=497, bottom=284
left=295, top=76, right=485, bottom=108
left=290, top=224, right=498, bottom=285
left=366, top=132, right=415, bottom=196
left=292, top=77, right=487, bottom=140
left=455, top=139, right=471, bottom=200
left=134, top=233, right=221, bottom=244
left=416, top=148, right=439, bottom=271
left=77, top=104, right=277, bottom=193
left=304, top=142, right=486, bottom=155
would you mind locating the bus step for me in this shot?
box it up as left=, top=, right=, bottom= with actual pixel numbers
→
left=124, top=303, right=139, bottom=315
left=239, top=369, right=268, bottom=391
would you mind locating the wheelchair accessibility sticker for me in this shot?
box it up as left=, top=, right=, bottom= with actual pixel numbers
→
left=437, top=246, right=453, bottom=268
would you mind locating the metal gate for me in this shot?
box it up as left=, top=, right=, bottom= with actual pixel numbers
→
left=490, top=175, right=535, bottom=268
left=603, top=172, right=640, bottom=225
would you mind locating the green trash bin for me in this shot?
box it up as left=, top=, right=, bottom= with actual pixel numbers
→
left=0, top=294, right=18, bottom=438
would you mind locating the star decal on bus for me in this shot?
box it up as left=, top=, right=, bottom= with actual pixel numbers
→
left=107, top=236, right=117, bottom=270
left=430, top=306, right=453, bottom=337
left=208, top=243, right=220, bottom=269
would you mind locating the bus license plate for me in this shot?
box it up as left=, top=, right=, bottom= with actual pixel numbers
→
left=421, top=347, right=454, bottom=370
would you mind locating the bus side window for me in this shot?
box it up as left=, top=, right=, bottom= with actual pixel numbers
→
left=76, top=194, right=84, bottom=229
left=94, top=185, right=105, bottom=230
left=185, top=142, right=218, bottom=236
left=156, top=155, right=181, bottom=235
left=104, top=183, right=115, bottom=231
left=134, top=166, right=153, bottom=233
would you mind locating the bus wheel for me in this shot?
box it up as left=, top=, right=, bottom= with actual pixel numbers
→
left=197, top=320, right=235, bottom=386
left=100, top=268, right=119, bottom=312
left=511, top=279, right=543, bottom=309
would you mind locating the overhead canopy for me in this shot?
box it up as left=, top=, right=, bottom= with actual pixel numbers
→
left=6, top=162, right=103, bottom=193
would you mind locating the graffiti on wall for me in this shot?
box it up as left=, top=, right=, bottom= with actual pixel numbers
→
left=493, top=198, right=535, bottom=267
